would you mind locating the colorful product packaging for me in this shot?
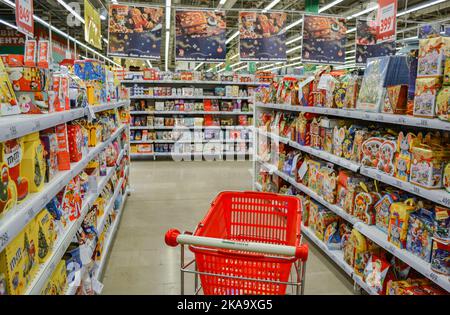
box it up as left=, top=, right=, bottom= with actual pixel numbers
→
left=417, top=37, right=445, bottom=77
left=34, top=208, right=56, bottom=264
left=410, top=144, right=448, bottom=189
left=0, top=58, right=19, bottom=116
left=406, top=208, right=434, bottom=262
left=20, top=132, right=46, bottom=193
left=413, top=77, right=442, bottom=118
left=40, top=133, right=59, bottom=182
left=387, top=199, right=416, bottom=249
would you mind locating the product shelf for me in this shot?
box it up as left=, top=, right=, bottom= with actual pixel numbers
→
left=0, top=100, right=129, bottom=143
left=130, top=125, right=253, bottom=130
left=256, top=158, right=359, bottom=225
left=352, top=273, right=379, bottom=295
left=130, top=110, right=253, bottom=115
left=121, top=79, right=264, bottom=86
left=0, top=124, right=127, bottom=253
left=255, top=102, right=450, bottom=132
left=360, top=166, right=450, bottom=208
left=130, top=139, right=251, bottom=144
left=354, top=222, right=450, bottom=292
left=96, top=176, right=125, bottom=237
left=257, top=129, right=360, bottom=172
left=130, top=95, right=252, bottom=100
left=24, top=165, right=117, bottom=295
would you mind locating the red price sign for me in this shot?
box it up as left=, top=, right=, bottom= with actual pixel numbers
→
left=15, top=0, right=34, bottom=37
left=377, top=0, right=397, bottom=42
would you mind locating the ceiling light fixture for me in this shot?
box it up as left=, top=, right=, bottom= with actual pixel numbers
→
left=286, top=45, right=302, bottom=54
left=318, top=0, right=344, bottom=13
left=226, top=31, right=239, bottom=44
left=262, top=0, right=281, bottom=13
left=346, top=4, right=378, bottom=20
left=194, top=62, right=204, bottom=70
left=57, top=0, right=85, bottom=24
left=0, top=18, right=17, bottom=30
left=165, top=0, right=171, bottom=71
left=397, top=0, right=446, bottom=17
left=286, top=36, right=302, bottom=45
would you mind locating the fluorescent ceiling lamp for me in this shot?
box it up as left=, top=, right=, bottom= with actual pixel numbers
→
left=346, top=27, right=356, bottom=34
left=234, top=65, right=247, bottom=71
left=345, top=56, right=356, bottom=60
left=346, top=49, right=356, bottom=54
left=347, top=4, right=378, bottom=20
left=226, top=31, right=239, bottom=44
left=100, top=14, right=106, bottom=21
left=284, top=19, right=303, bottom=31
left=286, top=36, right=302, bottom=45
left=57, top=0, right=85, bottom=24
left=399, top=36, right=418, bottom=42
left=262, top=0, right=281, bottom=13
left=289, top=56, right=302, bottom=61
left=217, top=0, right=228, bottom=8
left=0, top=18, right=17, bottom=30
left=318, top=0, right=344, bottom=13
left=397, top=0, right=445, bottom=17
left=230, top=61, right=245, bottom=68
left=215, top=62, right=224, bottom=68
left=287, top=45, right=302, bottom=54
left=258, top=62, right=282, bottom=70
left=146, top=60, right=153, bottom=68
left=230, top=53, right=239, bottom=60
left=194, top=62, right=204, bottom=70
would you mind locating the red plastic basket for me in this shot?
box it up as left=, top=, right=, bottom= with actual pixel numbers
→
left=190, top=191, right=303, bottom=295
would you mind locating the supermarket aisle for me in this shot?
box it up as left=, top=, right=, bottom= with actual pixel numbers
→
left=101, top=161, right=354, bottom=295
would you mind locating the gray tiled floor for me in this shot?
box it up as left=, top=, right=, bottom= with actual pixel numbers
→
left=101, top=161, right=354, bottom=295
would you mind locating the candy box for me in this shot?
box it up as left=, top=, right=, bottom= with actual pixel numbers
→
left=310, top=118, right=321, bottom=149
left=320, top=166, right=337, bottom=204
left=417, top=37, right=445, bottom=77
left=377, top=139, right=396, bottom=176
left=433, top=206, right=450, bottom=241
left=435, top=87, right=450, bottom=121
left=0, top=58, right=19, bottom=116
left=361, top=137, right=384, bottom=168
left=20, top=132, right=45, bottom=193
left=430, top=240, right=449, bottom=275
left=406, top=207, right=434, bottom=262
left=363, top=255, right=393, bottom=295
left=314, top=208, right=339, bottom=241
left=16, top=91, right=49, bottom=114
left=413, top=77, right=441, bottom=118
left=395, top=132, right=416, bottom=182
left=0, top=139, right=29, bottom=203
left=7, top=67, right=48, bottom=92
left=63, top=244, right=83, bottom=285
left=34, top=208, right=56, bottom=264
left=67, top=124, right=84, bottom=163
left=0, top=162, right=18, bottom=218
left=351, top=229, right=370, bottom=276
left=307, top=160, right=322, bottom=193
left=55, top=124, right=71, bottom=171
left=357, top=57, right=390, bottom=112
left=381, top=85, right=408, bottom=114
left=388, top=199, right=417, bottom=249
left=0, top=222, right=37, bottom=295
left=354, top=191, right=380, bottom=225
left=351, top=129, right=368, bottom=162
left=410, top=144, right=448, bottom=189
left=333, top=126, right=347, bottom=158
left=375, top=193, right=398, bottom=233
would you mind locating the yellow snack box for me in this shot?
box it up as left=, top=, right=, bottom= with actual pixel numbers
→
left=35, top=208, right=56, bottom=264
left=20, top=132, right=46, bottom=193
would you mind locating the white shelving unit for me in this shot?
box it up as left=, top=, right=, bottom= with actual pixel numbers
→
left=254, top=99, right=450, bottom=294
left=256, top=102, right=450, bottom=131
left=126, top=79, right=258, bottom=160
left=0, top=99, right=130, bottom=295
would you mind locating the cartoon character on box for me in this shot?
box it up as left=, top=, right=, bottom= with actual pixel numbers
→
left=351, top=129, right=368, bottom=162
left=352, top=229, right=369, bottom=276
left=395, top=132, right=415, bottom=182
left=321, top=166, right=337, bottom=204
left=354, top=192, right=380, bottom=225
left=406, top=208, right=434, bottom=262
left=430, top=240, right=449, bottom=275
left=308, top=160, right=321, bottom=193
left=364, top=255, right=392, bottom=295
left=342, top=126, right=356, bottom=160
left=310, top=118, right=321, bottom=149
left=0, top=163, right=18, bottom=218
left=377, top=139, right=396, bottom=175
left=374, top=193, right=399, bottom=233
left=7, top=67, right=47, bottom=92
left=413, top=77, right=441, bottom=118
left=361, top=137, right=383, bottom=168
left=62, top=177, right=82, bottom=222
left=387, top=199, right=416, bottom=249
left=333, top=126, right=346, bottom=158
left=17, top=92, right=49, bottom=114
left=1, top=139, right=28, bottom=203
left=435, top=86, right=450, bottom=121
left=410, top=144, right=447, bottom=189
left=433, top=206, right=450, bottom=242
left=20, top=132, right=45, bottom=193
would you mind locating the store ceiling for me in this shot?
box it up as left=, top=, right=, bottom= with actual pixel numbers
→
left=0, top=0, right=449, bottom=70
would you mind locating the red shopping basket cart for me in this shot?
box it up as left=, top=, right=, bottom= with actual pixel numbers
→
left=165, top=191, right=308, bottom=295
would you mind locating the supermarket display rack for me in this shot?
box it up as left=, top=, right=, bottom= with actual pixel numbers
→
left=121, top=77, right=260, bottom=159
left=0, top=100, right=130, bottom=295
left=253, top=98, right=450, bottom=295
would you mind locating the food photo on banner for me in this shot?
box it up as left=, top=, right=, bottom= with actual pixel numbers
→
left=107, top=4, right=163, bottom=59
left=175, top=10, right=226, bottom=61
left=355, top=19, right=395, bottom=66
left=84, top=0, right=102, bottom=50
left=239, top=12, right=287, bottom=61
left=301, top=14, right=347, bottom=65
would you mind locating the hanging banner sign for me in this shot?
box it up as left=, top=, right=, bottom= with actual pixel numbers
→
left=377, top=0, right=397, bottom=42
left=15, top=0, right=34, bottom=37
left=175, top=10, right=227, bottom=61
left=301, top=14, right=347, bottom=65
left=355, top=19, right=395, bottom=66
left=239, top=12, right=287, bottom=61
left=84, top=0, right=102, bottom=49
left=108, top=4, right=163, bottom=59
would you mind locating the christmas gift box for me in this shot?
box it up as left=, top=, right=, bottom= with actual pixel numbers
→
left=357, top=57, right=390, bottom=112
left=417, top=37, right=445, bottom=77
left=435, top=86, right=450, bottom=121
left=381, top=85, right=408, bottom=114
left=413, top=77, right=441, bottom=118
left=387, top=199, right=417, bottom=249
left=410, top=144, right=448, bottom=189
left=406, top=207, right=434, bottom=262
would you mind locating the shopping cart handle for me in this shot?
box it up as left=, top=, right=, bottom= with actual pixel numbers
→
left=165, top=229, right=309, bottom=260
